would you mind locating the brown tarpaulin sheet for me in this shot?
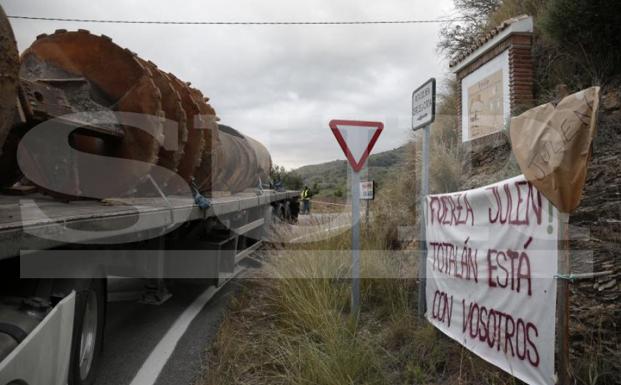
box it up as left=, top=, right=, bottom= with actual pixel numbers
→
left=510, top=87, right=600, bottom=213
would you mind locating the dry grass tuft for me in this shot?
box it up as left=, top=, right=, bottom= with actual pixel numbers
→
left=199, top=226, right=517, bottom=385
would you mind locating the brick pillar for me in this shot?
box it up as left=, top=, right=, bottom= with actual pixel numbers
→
left=455, top=79, right=463, bottom=140
left=509, top=34, right=535, bottom=114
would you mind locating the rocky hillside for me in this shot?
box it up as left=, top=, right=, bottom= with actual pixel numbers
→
left=457, top=86, right=621, bottom=379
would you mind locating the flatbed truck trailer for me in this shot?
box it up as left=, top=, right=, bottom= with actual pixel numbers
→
left=0, top=190, right=298, bottom=385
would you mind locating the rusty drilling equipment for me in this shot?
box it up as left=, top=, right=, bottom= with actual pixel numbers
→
left=0, top=8, right=271, bottom=199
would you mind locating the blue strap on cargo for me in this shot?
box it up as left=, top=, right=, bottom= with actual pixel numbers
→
left=194, top=193, right=211, bottom=210
left=190, top=178, right=211, bottom=210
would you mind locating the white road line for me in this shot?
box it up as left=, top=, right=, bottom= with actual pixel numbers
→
left=128, top=265, right=246, bottom=385
left=128, top=285, right=218, bottom=385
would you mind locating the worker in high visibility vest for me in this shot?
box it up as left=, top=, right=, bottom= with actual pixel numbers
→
left=301, top=186, right=312, bottom=215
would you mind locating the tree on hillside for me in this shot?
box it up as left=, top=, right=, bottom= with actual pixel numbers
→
left=270, top=165, right=303, bottom=190
left=539, top=0, right=621, bottom=85
left=438, top=0, right=501, bottom=60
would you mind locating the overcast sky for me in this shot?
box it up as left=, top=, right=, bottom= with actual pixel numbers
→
left=3, top=0, right=455, bottom=169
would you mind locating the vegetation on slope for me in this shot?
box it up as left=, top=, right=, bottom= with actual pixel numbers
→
left=294, top=146, right=408, bottom=199
left=200, top=228, right=515, bottom=385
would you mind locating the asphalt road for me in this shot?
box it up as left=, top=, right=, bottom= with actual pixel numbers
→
left=92, top=217, right=325, bottom=385
left=94, top=279, right=241, bottom=385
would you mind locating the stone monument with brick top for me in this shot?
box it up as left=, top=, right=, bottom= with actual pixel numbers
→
left=451, top=15, right=535, bottom=146
left=448, top=21, right=551, bottom=382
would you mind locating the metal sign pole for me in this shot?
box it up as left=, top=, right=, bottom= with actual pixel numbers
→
left=351, top=168, right=361, bottom=315
left=365, top=199, right=370, bottom=232
left=557, top=213, right=571, bottom=385
left=329, top=119, right=383, bottom=316
left=412, top=78, right=435, bottom=320
left=417, top=124, right=430, bottom=318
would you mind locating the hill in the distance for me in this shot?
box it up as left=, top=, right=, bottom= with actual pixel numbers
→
left=293, top=145, right=409, bottom=198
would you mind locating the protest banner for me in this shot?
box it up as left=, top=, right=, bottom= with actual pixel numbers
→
left=425, top=175, right=559, bottom=385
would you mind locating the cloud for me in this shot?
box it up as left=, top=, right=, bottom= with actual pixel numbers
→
left=4, top=0, right=454, bottom=169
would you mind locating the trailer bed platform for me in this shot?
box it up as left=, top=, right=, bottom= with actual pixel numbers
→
left=0, top=190, right=298, bottom=260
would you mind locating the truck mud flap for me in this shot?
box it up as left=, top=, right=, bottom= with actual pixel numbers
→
left=0, top=293, right=75, bottom=385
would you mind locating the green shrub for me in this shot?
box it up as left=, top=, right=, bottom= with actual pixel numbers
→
left=271, top=165, right=304, bottom=190
left=539, top=0, right=621, bottom=85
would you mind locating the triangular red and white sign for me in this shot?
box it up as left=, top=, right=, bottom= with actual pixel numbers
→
left=329, top=120, right=384, bottom=172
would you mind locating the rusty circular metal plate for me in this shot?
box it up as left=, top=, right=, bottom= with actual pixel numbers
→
left=20, top=30, right=164, bottom=197
left=0, top=5, right=19, bottom=158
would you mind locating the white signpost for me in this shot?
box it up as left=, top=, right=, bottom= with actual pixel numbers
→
left=360, top=181, right=375, bottom=200
left=412, top=78, right=436, bottom=317
left=412, top=78, right=436, bottom=131
left=330, top=120, right=383, bottom=314
left=425, top=175, right=559, bottom=385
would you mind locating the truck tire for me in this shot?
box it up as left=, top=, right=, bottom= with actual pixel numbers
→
left=68, top=279, right=105, bottom=385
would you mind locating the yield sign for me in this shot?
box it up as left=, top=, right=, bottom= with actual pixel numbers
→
left=329, top=120, right=384, bottom=172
